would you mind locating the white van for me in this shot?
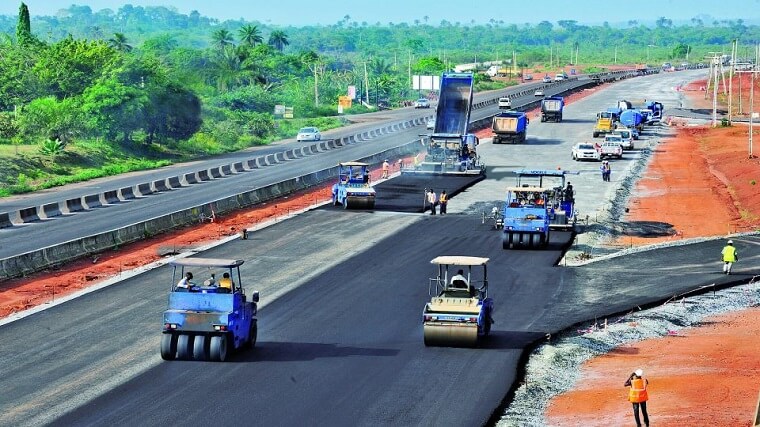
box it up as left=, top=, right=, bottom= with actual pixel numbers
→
left=498, top=97, right=511, bottom=109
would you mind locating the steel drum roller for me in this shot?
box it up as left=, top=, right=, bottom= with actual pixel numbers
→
left=423, top=323, right=478, bottom=347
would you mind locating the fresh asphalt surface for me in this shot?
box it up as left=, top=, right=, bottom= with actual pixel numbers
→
left=2, top=70, right=758, bottom=426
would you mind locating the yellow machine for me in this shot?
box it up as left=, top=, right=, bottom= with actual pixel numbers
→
left=593, top=111, right=615, bottom=138
left=422, top=256, right=494, bottom=347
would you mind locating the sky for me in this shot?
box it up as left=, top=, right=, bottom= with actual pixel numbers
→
left=1, top=0, right=759, bottom=26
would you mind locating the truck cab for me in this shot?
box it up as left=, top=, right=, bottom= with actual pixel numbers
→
left=593, top=111, right=615, bottom=137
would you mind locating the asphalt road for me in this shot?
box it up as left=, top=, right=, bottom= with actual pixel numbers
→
left=0, top=78, right=580, bottom=259
left=3, top=69, right=751, bottom=427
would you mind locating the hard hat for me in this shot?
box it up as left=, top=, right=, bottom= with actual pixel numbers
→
left=727, top=240, right=733, bottom=244
left=635, top=369, right=644, bottom=377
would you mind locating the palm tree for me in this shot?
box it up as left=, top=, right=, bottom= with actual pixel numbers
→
left=108, top=32, right=132, bottom=52
left=238, top=24, right=263, bottom=47
left=211, top=29, right=234, bottom=50
left=268, top=30, right=289, bottom=52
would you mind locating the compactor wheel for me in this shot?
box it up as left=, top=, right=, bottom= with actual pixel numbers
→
left=160, top=333, right=177, bottom=361
left=245, top=321, right=258, bottom=349
left=177, top=334, right=194, bottom=360
left=210, top=334, right=229, bottom=362
left=193, top=335, right=208, bottom=361
left=424, top=324, right=478, bottom=347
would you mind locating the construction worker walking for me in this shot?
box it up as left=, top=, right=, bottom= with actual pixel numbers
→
left=382, top=159, right=390, bottom=179
left=721, top=239, right=738, bottom=275
left=439, top=190, right=448, bottom=215
left=624, top=369, right=650, bottom=427
left=426, top=189, right=437, bottom=215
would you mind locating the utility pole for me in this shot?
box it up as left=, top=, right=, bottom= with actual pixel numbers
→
left=729, top=39, right=736, bottom=123
left=363, top=60, right=370, bottom=107
left=614, top=46, right=617, bottom=64
left=736, top=44, right=760, bottom=158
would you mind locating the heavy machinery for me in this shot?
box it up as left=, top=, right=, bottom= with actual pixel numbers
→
left=332, top=162, right=376, bottom=209
left=592, top=111, right=616, bottom=138
left=620, top=109, right=644, bottom=131
left=492, top=110, right=529, bottom=143
left=403, top=72, right=485, bottom=176
left=644, top=101, right=664, bottom=122
left=161, top=258, right=258, bottom=362
left=501, top=169, right=578, bottom=249
left=422, top=256, right=494, bottom=347
left=540, top=96, right=564, bottom=122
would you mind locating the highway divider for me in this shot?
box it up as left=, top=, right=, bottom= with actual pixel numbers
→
left=0, top=140, right=424, bottom=280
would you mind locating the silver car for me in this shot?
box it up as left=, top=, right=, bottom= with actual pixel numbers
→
left=296, top=127, right=321, bottom=142
left=414, top=98, right=431, bottom=109
left=571, top=142, right=601, bottom=161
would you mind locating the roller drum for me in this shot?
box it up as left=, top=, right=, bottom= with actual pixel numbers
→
left=345, top=196, right=375, bottom=210
left=423, top=323, right=478, bottom=347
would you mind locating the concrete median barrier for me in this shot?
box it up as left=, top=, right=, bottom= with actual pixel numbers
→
left=209, top=167, right=223, bottom=179
left=120, top=186, right=136, bottom=200
left=0, top=212, right=13, bottom=229
left=265, top=153, right=277, bottom=165
left=153, top=179, right=171, bottom=192
left=66, top=197, right=85, bottom=212
left=41, top=202, right=63, bottom=219
left=167, top=176, right=182, bottom=188
left=198, top=170, right=211, bottom=181
left=19, top=206, right=41, bottom=223
left=233, top=161, right=246, bottom=172
left=84, top=194, right=103, bottom=209
left=183, top=172, right=199, bottom=185
left=246, top=159, right=259, bottom=169
left=137, top=183, right=154, bottom=196
left=221, top=164, right=233, bottom=175
left=103, top=190, right=120, bottom=204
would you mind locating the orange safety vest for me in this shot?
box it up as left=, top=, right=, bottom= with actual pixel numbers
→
left=628, top=377, right=649, bottom=403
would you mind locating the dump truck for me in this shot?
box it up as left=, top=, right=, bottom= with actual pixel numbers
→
left=592, top=111, right=616, bottom=137
left=540, top=96, right=564, bottom=122
left=402, top=72, right=485, bottom=176
left=332, top=162, right=376, bottom=209
left=501, top=169, right=578, bottom=249
left=161, top=258, right=259, bottom=362
left=422, top=256, right=494, bottom=347
left=492, top=111, right=529, bottom=144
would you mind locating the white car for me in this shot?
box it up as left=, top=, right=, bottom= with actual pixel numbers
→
left=414, top=98, right=431, bottom=108
left=426, top=117, right=436, bottom=130
left=542, top=75, right=552, bottom=83
left=296, top=127, right=321, bottom=142
left=498, top=97, right=512, bottom=109
left=571, top=142, right=601, bottom=161
left=534, top=89, right=544, bottom=97
left=612, top=129, right=634, bottom=150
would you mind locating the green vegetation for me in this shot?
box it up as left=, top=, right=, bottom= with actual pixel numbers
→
left=1, top=4, right=758, bottom=196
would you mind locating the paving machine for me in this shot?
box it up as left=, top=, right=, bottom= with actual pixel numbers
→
left=161, top=258, right=258, bottom=362
left=501, top=169, right=578, bottom=249
left=402, top=72, right=485, bottom=176
left=332, top=162, right=376, bottom=209
left=422, top=256, right=494, bottom=347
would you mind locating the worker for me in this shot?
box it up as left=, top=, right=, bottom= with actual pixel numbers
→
left=564, top=182, right=574, bottom=201
left=426, top=189, right=437, bottom=215
left=218, top=272, right=234, bottom=292
left=624, top=369, right=650, bottom=427
left=450, top=269, right=468, bottom=289
left=176, top=272, right=194, bottom=291
left=600, top=161, right=611, bottom=182
left=203, top=273, right=216, bottom=287
left=382, top=159, right=390, bottom=179
left=439, top=190, right=448, bottom=215
left=721, top=240, right=738, bottom=275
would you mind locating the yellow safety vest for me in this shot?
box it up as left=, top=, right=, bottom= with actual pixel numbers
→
left=722, top=245, right=737, bottom=262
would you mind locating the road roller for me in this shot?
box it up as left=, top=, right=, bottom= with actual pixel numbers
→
left=422, top=256, right=494, bottom=347
left=161, top=258, right=259, bottom=362
left=332, top=162, right=376, bottom=209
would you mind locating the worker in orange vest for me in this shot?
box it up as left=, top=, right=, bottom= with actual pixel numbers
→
left=624, top=369, right=650, bottom=427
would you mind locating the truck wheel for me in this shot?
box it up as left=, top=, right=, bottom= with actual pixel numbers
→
left=160, top=333, right=177, bottom=361
left=193, top=335, right=209, bottom=361
left=177, top=334, right=194, bottom=360
left=210, top=334, right=229, bottom=362
left=502, top=233, right=512, bottom=250
left=593, top=132, right=598, bottom=138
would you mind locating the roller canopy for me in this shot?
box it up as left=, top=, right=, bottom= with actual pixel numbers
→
left=170, top=258, right=244, bottom=268
left=430, top=256, right=489, bottom=266
left=339, top=161, right=369, bottom=167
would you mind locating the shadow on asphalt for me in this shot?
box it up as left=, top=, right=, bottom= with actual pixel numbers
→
left=239, top=342, right=399, bottom=362
left=480, top=330, right=549, bottom=350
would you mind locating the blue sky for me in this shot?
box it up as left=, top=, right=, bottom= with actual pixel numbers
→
left=2, top=0, right=759, bottom=25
